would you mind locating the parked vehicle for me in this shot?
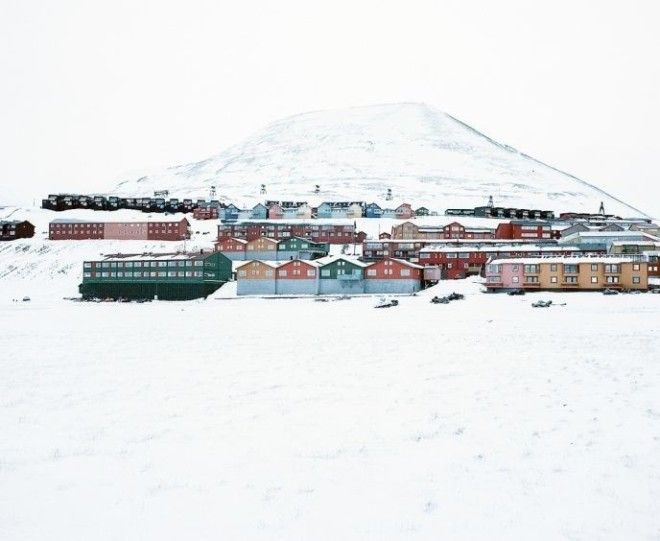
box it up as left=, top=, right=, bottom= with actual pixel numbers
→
left=375, top=297, right=399, bottom=308
left=603, top=289, right=619, bottom=295
left=507, top=289, right=525, bottom=296
left=531, top=300, right=553, bottom=308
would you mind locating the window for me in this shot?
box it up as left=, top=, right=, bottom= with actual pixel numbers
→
left=591, top=276, right=598, bottom=283
left=565, top=276, right=578, bottom=284
left=550, top=264, right=557, bottom=271
left=633, top=263, right=640, bottom=271
left=168, top=272, right=177, bottom=277
left=487, top=276, right=501, bottom=283
left=524, top=264, right=539, bottom=274
left=486, top=264, right=500, bottom=274
left=633, top=276, right=640, bottom=284
left=563, top=264, right=578, bottom=274
left=280, top=270, right=288, bottom=277
left=604, top=264, right=620, bottom=274
left=367, top=269, right=377, bottom=276
left=307, top=269, right=315, bottom=277
left=512, top=265, right=519, bottom=272
left=83, top=272, right=91, bottom=278
left=550, top=276, right=558, bottom=283
left=591, top=264, right=598, bottom=271
left=83, top=262, right=91, bottom=268
left=400, top=269, right=411, bottom=277
left=525, top=275, right=539, bottom=283
left=512, top=276, right=519, bottom=283
left=606, top=276, right=619, bottom=284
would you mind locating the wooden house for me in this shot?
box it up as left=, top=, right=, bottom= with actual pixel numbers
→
left=275, top=260, right=320, bottom=294
left=236, top=260, right=278, bottom=295
left=245, top=237, right=279, bottom=260
left=364, top=258, right=423, bottom=293
left=0, top=220, right=35, bottom=241
left=317, top=257, right=368, bottom=294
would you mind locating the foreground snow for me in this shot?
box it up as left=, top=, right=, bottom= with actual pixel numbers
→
left=1, top=281, right=659, bottom=540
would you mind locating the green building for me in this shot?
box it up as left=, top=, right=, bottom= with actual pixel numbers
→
left=276, top=236, right=329, bottom=259
left=79, top=251, right=232, bottom=300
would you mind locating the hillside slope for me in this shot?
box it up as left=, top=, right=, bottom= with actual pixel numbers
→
left=112, top=103, right=647, bottom=217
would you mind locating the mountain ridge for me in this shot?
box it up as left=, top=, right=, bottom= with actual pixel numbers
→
left=112, top=103, right=648, bottom=217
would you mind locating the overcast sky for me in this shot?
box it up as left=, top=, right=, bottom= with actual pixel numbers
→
left=1, top=0, right=659, bottom=217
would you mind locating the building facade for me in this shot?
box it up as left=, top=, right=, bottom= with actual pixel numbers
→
left=485, top=256, right=648, bottom=291
left=0, top=220, right=35, bottom=241
left=49, top=217, right=190, bottom=241
left=79, top=251, right=232, bottom=300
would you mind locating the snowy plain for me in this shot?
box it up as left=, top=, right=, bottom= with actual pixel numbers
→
left=1, top=277, right=659, bottom=540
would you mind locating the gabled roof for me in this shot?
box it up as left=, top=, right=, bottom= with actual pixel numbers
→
left=314, top=255, right=370, bottom=268
left=235, top=259, right=280, bottom=270
left=366, top=257, right=423, bottom=269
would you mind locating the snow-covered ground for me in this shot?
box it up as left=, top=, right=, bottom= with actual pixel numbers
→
left=1, top=280, right=659, bottom=540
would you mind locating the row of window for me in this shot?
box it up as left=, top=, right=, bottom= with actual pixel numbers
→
left=84, top=271, right=204, bottom=278
left=488, top=275, right=640, bottom=285
left=84, top=260, right=204, bottom=268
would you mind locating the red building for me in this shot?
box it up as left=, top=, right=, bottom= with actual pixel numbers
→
left=362, top=240, right=427, bottom=262
left=0, top=220, right=35, bottom=241
left=495, top=221, right=556, bottom=240
left=193, top=207, right=219, bottom=220
left=391, top=221, right=495, bottom=240
left=214, top=237, right=248, bottom=254
left=419, top=244, right=589, bottom=279
left=49, top=217, right=190, bottom=241
left=217, top=222, right=358, bottom=244
left=365, top=258, right=423, bottom=280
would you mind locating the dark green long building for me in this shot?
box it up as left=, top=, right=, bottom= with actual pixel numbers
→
left=79, top=251, right=232, bottom=300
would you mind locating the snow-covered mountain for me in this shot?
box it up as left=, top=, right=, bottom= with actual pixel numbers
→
left=113, top=103, right=647, bottom=217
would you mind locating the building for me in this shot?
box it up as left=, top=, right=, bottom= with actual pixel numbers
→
left=495, top=221, right=555, bottom=240
left=235, top=256, right=425, bottom=295
left=364, top=258, right=423, bottom=293
left=317, top=202, right=364, bottom=219
left=79, top=251, right=232, bottom=300
left=559, top=230, right=660, bottom=251
left=215, top=236, right=329, bottom=261
left=415, top=207, right=430, bottom=217
left=365, top=203, right=383, bottom=218
left=266, top=201, right=310, bottom=219
left=485, top=256, right=648, bottom=291
left=275, top=260, right=320, bottom=294
left=277, top=237, right=329, bottom=260
left=317, top=256, right=368, bottom=294
left=445, top=206, right=555, bottom=220
left=213, top=237, right=248, bottom=260
left=217, top=221, right=357, bottom=244
left=391, top=221, right=495, bottom=240
left=193, top=206, right=219, bottom=220
left=245, top=236, right=279, bottom=260
left=395, top=203, right=413, bottom=220
left=49, top=217, right=190, bottom=241
left=0, top=220, right=35, bottom=241
left=251, top=203, right=268, bottom=220
left=419, top=244, right=586, bottom=279
left=235, top=260, right=278, bottom=295
left=362, top=240, right=427, bottom=262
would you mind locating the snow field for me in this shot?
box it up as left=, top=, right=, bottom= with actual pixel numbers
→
left=1, top=282, right=659, bottom=540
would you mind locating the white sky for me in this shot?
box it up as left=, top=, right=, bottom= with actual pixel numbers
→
left=1, top=0, right=659, bottom=217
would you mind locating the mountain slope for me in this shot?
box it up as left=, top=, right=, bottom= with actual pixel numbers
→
left=112, top=103, right=647, bottom=217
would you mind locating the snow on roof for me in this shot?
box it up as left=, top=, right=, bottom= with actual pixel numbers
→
left=313, top=255, right=370, bottom=267
left=51, top=215, right=186, bottom=224
left=489, top=255, right=645, bottom=265
left=419, top=244, right=579, bottom=253
left=97, top=251, right=211, bottom=261
left=235, top=259, right=281, bottom=269
left=215, top=237, right=248, bottom=244
left=387, top=257, right=424, bottom=269
left=561, top=230, right=659, bottom=240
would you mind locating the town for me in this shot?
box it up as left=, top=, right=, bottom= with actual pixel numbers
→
left=2, top=196, right=658, bottom=301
